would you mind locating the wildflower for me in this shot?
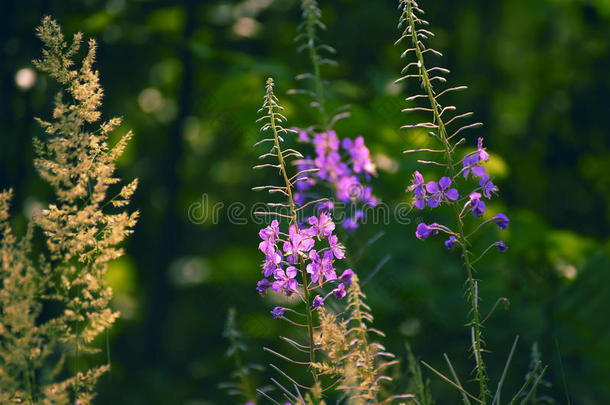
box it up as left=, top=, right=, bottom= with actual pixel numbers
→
left=361, top=186, right=378, bottom=206
left=337, top=175, right=360, bottom=202
left=425, top=176, right=459, bottom=208
left=317, top=200, right=334, bottom=212
left=468, top=192, right=486, bottom=217
left=308, top=212, right=335, bottom=237
left=272, top=307, right=286, bottom=319
left=297, top=129, right=309, bottom=142
left=416, top=222, right=435, bottom=240
left=479, top=174, right=498, bottom=199
left=262, top=250, right=282, bottom=277
left=408, top=170, right=426, bottom=209
left=493, top=213, right=509, bottom=229
left=306, top=249, right=336, bottom=283
left=339, top=269, right=354, bottom=285
left=328, top=234, right=345, bottom=259
left=342, top=136, right=377, bottom=176
left=476, top=137, right=490, bottom=162
left=444, top=235, right=456, bottom=250
left=282, top=225, right=315, bottom=264
left=343, top=217, right=358, bottom=231
left=312, top=295, right=324, bottom=308
left=259, top=219, right=280, bottom=242
left=462, top=137, right=489, bottom=179
left=272, top=266, right=299, bottom=295
left=494, top=241, right=508, bottom=252
left=295, top=128, right=379, bottom=227
left=256, top=278, right=272, bottom=294
left=313, top=130, right=340, bottom=155
left=258, top=219, right=280, bottom=262
left=332, top=283, right=346, bottom=299
left=342, top=209, right=365, bottom=232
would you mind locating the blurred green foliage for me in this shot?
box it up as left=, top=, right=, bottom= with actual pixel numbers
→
left=1, top=0, right=609, bottom=403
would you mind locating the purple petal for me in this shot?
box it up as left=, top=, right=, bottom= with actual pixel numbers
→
left=472, top=165, right=486, bottom=178
left=439, top=176, right=452, bottom=190
left=425, top=181, right=439, bottom=194
left=427, top=196, right=440, bottom=208
left=414, top=198, right=426, bottom=210
left=286, top=266, right=298, bottom=279
left=446, top=188, right=459, bottom=201
left=287, top=279, right=298, bottom=291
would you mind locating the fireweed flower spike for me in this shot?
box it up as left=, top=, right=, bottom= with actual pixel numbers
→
left=289, top=0, right=379, bottom=231
left=294, top=130, right=379, bottom=230
left=253, top=78, right=354, bottom=396
left=398, top=1, right=511, bottom=401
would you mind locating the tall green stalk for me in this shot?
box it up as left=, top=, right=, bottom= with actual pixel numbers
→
left=264, top=78, right=320, bottom=391
left=403, top=1, right=488, bottom=401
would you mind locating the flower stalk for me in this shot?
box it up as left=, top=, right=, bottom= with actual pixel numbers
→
left=261, top=78, right=320, bottom=390
left=398, top=1, right=514, bottom=401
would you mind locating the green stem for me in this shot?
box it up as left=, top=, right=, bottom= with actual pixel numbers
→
left=302, top=0, right=328, bottom=125
left=405, top=2, right=488, bottom=402
left=227, top=323, right=256, bottom=401
left=266, top=85, right=319, bottom=390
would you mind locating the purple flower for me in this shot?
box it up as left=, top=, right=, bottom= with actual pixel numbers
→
left=462, top=155, right=487, bottom=179
left=444, top=235, right=456, bottom=250
left=342, top=209, right=364, bottom=232
left=462, top=138, right=489, bottom=179
left=337, top=175, right=360, bottom=202
left=259, top=219, right=279, bottom=243
left=493, top=214, right=509, bottom=229
left=317, top=200, right=334, bottom=212
left=256, top=278, right=272, bottom=294
left=332, top=283, right=346, bottom=299
left=360, top=186, right=378, bottom=206
left=313, top=130, right=340, bottom=155
left=468, top=192, right=486, bottom=217
left=308, top=212, right=335, bottom=237
left=299, top=130, right=379, bottom=212
left=298, top=129, right=309, bottom=142
left=328, top=235, right=345, bottom=259
left=294, top=191, right=306, bottom=206
left=416, top=223, right=433, bottom=240
left=425, top=176, right=459, bottom=208
left=272, top=306, right=285, bottom=319
left=312, top=295, right=324, bottom=308
left=339, top=269, right=354, bottom=285
left=477, top=137, right=490, bottom=162
left=342, top=136, right=377, bottom=176
left=272, top=266, right=299, bottom=295
left=258, top=237, right=277, bottom=258
left=306, top=250, right=336, bottom=284
left=282, top=225, right=315, bottom=264
left=262, top=250, right=282, bottom=277
left=408, top=170, right=426, bottom=210
left=494, top=241, right=508, bottom=252
left=342, top=217, right=359, bottom=231
left=479, top=174, right=498, bottom=199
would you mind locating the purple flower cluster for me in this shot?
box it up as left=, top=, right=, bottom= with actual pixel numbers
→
left=295, top=129, right=378, bottom=230
left=408, top=171, right=458, bottom=209
left=409, top=137, right=509, bottom=251
left=256, top=213, right=354, bottom=316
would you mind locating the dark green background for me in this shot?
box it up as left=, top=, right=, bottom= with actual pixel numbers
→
left=1, top=0, right=609, bottom=403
